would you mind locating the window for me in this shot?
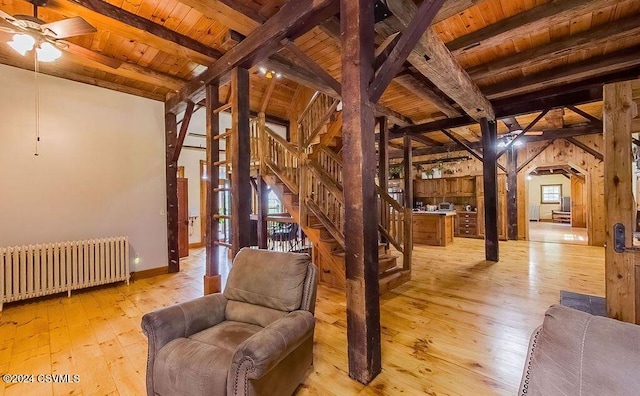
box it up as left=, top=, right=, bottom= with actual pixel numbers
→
left=541, top=184, right=562, bottom=204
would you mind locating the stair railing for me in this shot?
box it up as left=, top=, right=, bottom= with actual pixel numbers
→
left=298, top=92, right=340, bottom=149
left=376, top=185, right=412, bottom=271
left=305, top=160, right=345, bottom=247
left=262, top=124, right=299, bottom=193
left=316, top=146, right=343, bottom=187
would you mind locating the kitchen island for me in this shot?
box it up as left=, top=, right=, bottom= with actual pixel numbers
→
left=412, top=211, right=456, bottom=246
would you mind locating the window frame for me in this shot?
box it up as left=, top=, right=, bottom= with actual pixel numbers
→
left=540, top=184, right=562, bottom=204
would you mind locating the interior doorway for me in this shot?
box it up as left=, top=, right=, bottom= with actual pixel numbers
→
left=525, top=164, right=589, bottom=245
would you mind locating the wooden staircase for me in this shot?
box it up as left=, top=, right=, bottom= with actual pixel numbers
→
left=257, top=92, right=412, bottom=293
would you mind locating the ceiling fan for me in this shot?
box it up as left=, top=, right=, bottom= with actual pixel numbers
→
left=0, top=0, right=121, bottom=68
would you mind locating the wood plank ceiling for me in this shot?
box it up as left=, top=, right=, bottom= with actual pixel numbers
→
left=0, top=0, right=639, bottom=142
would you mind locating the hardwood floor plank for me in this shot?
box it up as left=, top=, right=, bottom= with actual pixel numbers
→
left=0, top=239, right=605, bottom=395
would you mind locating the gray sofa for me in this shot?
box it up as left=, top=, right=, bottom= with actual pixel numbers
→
left=141, top=248, right=318, bottom=396
left=520, top=304, right=640, bottom=395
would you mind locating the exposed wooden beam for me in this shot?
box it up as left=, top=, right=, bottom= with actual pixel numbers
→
left=312, top=17, right=415, bottom=128
left=395, top=115, right=475, bottom=136
left=164, top=110, right=180, bottom=273
left=379, top=0, right=494, bottom=121
left=204, top=83, right=221, bottom=295
left=282, top=38, right=342, bottom=95
left=506, top=146, right=517, bottom=240
left=501, top=117, right=522, bottom=132
left=0, top=50, right=165, bottom=101
left=378, top=117, right=390, bottom=192
left=567, top=105, right=602, bottom=125
left=256, top=175, right=269, bottom=249
left=166, top=0, right=339, bottom=113
left=466, top=14, right=640, bottom=81
left=516, top=140, right=555, bottom=174
left=410, top=133, right=443, bottom=147
left=447, top=0, right=609, bottom=55
left=440, top=129, right=483, bottom=162
left=175, top=0, right=263, bottom=36
left=497, top=109, right=550, bottom=158
left=394, top=74, right=460, bottom=117
left=565, top=137, right=604, bottom=161
left=485, top=46, right=640, bottom=100
left=395, top=86, right=606, bottom=136
left=369, top=0, right=447, bottom=102
left=398, top=124, right=602, bottom=159
left=341, top=0, right=381, bottom=384
left=173, top=101, right=195, bottom=162
left=603, top=81, right=638, bottom=324
left=260, top=77, right=277, bottom=113
left=373, top=32, right=401, bottom=71
left=52, top=0, right=221, bottom=65
left=480, top=118, right=499, bottom=262
left=543, top=108, right=565, bottom=129
left=230, top=68, right=252, bottom=258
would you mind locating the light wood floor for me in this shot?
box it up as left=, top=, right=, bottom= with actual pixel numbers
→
left=0, top=238, right=605, bottom=395
left=528, top=221, right=588, bottom=245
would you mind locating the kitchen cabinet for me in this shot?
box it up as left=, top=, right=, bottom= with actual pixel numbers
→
left=456, top=211, right=478, bottom=238
left=414, top=176, right=476, bottom=198
left=413, top=212, right=455, bottom=246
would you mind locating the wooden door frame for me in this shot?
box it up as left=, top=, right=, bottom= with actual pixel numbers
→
left=522, top=161, right=591, bottom=244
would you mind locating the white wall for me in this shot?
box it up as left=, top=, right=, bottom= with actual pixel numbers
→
left=527, top=174, right=571, bottom=220
left=0, top=64, right=167, bottom=271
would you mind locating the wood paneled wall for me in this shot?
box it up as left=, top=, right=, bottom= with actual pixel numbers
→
left=411, top=135, right=605, bottom=246
left=516, top=136, right=605, bottom=246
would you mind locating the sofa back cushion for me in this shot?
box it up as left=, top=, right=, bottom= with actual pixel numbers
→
left=521, top=304, right=640, bottom=396
left=224, top=248, right=311, bottom=324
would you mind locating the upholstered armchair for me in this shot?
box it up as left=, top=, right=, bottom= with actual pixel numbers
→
left=519, top=304, right=640, bottom=396
left=141, top=248, right=318, bottom=396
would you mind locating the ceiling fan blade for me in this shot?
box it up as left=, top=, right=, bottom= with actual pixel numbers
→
left=58, top=40, right=122, bottom=69
left=524, top=131, right=544, bottom=136
left=41, top=16, right=96, bottom=39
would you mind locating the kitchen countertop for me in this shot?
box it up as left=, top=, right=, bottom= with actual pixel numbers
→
left=413, top=210, right=457, bottom=216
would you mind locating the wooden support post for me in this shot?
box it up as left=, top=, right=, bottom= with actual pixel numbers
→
left=603, top=81, right=638, bottom=324
left=403, top=134, right=413, bottom=271
left=231, top=67, right=252, bottom=258
left=257, top=176, right=269, bottom=249
left=403, top=135, right=413, bottom=209
left=341, top=0, right=381, bottom=384
left=164, top=110, right=180, bottom=273
left=173, top=101, right=195, bottom=162
left=481, top=118, right=499, bottom=262
left=204, top=83, right=221, bottom=294
left=507, top=145, right=518, bottom=241
left=378, top=117, right=389, bottom=236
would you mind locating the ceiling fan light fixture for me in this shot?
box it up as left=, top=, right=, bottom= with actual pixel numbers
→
left=8, top=33, right=35, bottom=55
left=36, top=41, right=61, bottom=62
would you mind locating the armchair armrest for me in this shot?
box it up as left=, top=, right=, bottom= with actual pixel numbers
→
left=141, top=293, right=228, bottom=396
left=141, top=293, right=228, bottom=350
left=228, top=310, right=315, bottom=394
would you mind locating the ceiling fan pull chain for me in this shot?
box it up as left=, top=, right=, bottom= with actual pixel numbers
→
left=34, top=50, right=40, bottom=157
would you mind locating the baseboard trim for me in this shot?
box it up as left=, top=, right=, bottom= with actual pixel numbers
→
left=131, top=266, right=169, bottom=281
left=189, top=242, right=204, bottom=249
